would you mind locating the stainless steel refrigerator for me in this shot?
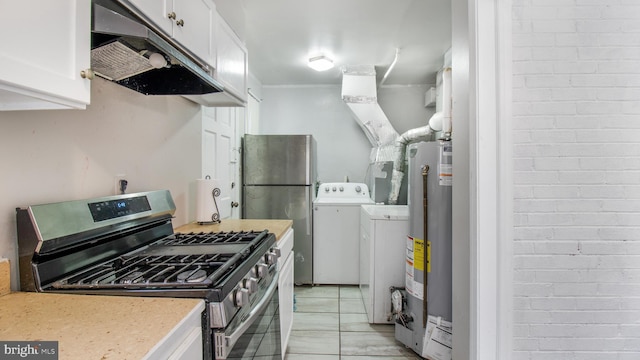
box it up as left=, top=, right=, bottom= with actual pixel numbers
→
left=242, top=134, right=316, bottom=284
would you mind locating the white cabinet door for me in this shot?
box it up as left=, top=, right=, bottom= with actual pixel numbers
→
left=213, top=11, right=247, bottom=102
left=279, top=252, right=294, bottom=358
left=172, top=0, right=214, bottom=65
left=166, top=327, right=203, bottom=360
left=126, top=0, right=173, bottom=35
left=277, top=228, right=294, bottom=358
left=0, top=0, right=91, bottom=110
left=142, top=301, right=205, bottom=360
left=202, top=106, right=236, bottom=219
left=126, top=0, right=214, bottom=65
left=181, top=8, right=247, bottom=107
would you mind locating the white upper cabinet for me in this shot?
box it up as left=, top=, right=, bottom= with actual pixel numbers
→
left=0, top=1, right=91, bottom=110
left=183, top=10, right=248, bottom=107
left=212, top=11, right=247, bottom=104
left=126, top=0, right=247, bottom=107
left=126, top=0, right=215, bottom=66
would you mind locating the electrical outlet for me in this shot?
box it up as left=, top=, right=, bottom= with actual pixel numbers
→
left=114, top=174, right=127, bottom=195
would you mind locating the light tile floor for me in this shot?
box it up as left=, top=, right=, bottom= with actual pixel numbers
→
left=285, top=285, right=422, bottom=359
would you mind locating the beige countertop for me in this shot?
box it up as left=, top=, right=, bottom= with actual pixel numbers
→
left=0, top=258, right=9, bottom=296
left=0, top=292, right=203, bottom=359
left=175, top=219, right=293, bottom=241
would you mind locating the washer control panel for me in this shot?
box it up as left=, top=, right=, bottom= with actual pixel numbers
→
left=316, top=182, right=371, bottom=200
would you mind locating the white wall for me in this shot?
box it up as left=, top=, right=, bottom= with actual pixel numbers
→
left=451, top=0, right=471, bottom=358
left=512, top=1, right=640, bottom=358
left=0, top=78, right=203, bottom=290
left=258, top=84, right=435, bottom=184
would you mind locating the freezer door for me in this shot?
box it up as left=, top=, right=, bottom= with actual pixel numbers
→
left=243, top=135, right=315, bottom=185
left=243, top=185, right=313, bottom=284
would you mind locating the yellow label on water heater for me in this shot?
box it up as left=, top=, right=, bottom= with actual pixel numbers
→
left=414, top=238, right=425, bottom=271
left=406, top=236, right=432, bottom=300
left=413, top=238, right=431, bottom=273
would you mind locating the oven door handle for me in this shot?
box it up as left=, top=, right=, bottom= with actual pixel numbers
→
left=225, top=270, right=279, bottom=352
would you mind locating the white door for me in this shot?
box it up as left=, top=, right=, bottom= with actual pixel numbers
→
left=202, top=106, right=236, bottom=219
left=231, top=107, right=244, bottom=219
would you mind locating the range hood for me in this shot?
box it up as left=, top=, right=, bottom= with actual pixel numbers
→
left=91, top=1, right=224, bottom=97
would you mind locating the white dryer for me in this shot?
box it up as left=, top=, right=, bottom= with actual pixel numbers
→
left=313, top=182, right=374, bottom=284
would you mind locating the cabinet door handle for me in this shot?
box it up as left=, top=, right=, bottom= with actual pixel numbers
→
left=176, top=19, right=184, bottom=27
left=231, top=202, right=239, bottom=208
left=167, top=11, right=176, bottom=20
left=80, top=69, right=94, bottom=80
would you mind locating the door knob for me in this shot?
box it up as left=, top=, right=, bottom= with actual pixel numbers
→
left=231, top=202, right=239, bottom=208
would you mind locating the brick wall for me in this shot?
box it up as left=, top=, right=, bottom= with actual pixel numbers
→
left=512, top=0, right=640, bottom=358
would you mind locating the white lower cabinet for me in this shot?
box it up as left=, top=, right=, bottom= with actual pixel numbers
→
left=277, top=228, right=294, bottom=358
left=166, top=327, right=204, bottom=360
left=143, top=300, right=205, bottom=360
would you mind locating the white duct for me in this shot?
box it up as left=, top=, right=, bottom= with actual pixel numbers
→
left=378, top=48, right=400, bottom=89
left=342, top=65, right=451, bottom=204
left=388, top=125, right=435, bottom=204
left=342, top=65, right=399, bottom=148
left=440, top=67, right=453, bottom=136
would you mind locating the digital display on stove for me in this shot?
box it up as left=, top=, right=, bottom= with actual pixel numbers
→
left=88, top=196, right=152, bottom=222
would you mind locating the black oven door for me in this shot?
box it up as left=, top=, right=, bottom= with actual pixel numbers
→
left=214, top=270, right=282, bottom=359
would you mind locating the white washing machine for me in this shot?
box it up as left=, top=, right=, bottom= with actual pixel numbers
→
left=359, top=204, right=409, bottom=324
left=313, top=182, right=374, bottom=284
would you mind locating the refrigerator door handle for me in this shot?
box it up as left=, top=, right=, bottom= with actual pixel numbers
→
left=306, top=187, right=312, bottom=235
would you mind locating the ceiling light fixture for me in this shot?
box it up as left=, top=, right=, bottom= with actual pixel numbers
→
left=308, top=55, right=334, bottom=71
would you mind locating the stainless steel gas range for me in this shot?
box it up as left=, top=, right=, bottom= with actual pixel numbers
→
left=16, top=190, right=282, bottom=360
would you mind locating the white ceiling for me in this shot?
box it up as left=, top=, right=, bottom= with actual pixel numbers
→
left=240, top=0, right=452, bottom=86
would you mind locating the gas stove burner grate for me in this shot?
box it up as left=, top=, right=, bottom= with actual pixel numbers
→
left=121, top=271, right=145, bottom=284
left=163, top=230, right=267, bottom=246
left=50, top=230, right=271, bottom=291
left=177, top=269, right=208, bottom=283
left=54, top=254, right=224, bottom=289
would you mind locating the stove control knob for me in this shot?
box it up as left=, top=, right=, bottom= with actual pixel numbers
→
left=339, top=186, right=344, bottom=192
left=355, top=185, right=361, bottom=193
left=265, top=250, right=280, bottom=265
left=324, top=186, right=330, bottom=192
left=234, top=288, right=249, bottom=307
left=243, top=277, right=258, bottom=294
left=332, top=186, right=337, bottom=192
left=255, top=264, right=269, bottom=279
